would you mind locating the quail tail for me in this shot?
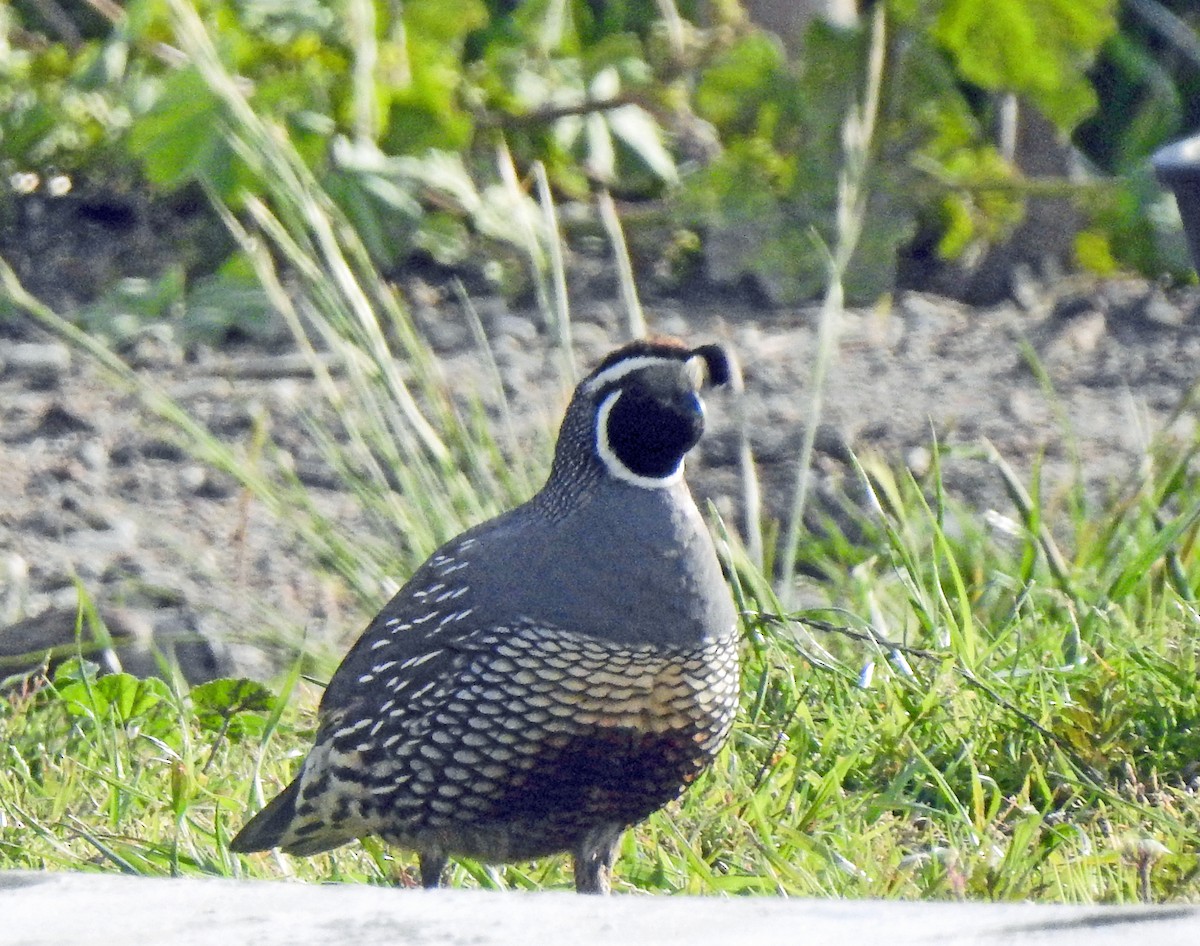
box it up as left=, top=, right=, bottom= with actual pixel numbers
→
left=228, top=778, right=301, bottom=854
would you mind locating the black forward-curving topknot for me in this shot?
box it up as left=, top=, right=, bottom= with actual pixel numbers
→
left=691, top=343, right=731, bottom=388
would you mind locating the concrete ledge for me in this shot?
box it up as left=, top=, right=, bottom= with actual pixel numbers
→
left=4, top=870, right=1200, bottom=945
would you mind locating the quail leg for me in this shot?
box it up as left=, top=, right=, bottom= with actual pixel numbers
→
left=573, top=834, right=620, bottom=895
left=419, top=852, right=447, bottom=889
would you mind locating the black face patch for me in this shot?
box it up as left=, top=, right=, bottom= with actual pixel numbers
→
left=606, top=386, right=703, bottom=479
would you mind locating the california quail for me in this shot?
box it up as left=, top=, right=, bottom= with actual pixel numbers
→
left=229, top=338, right=739, bottom=894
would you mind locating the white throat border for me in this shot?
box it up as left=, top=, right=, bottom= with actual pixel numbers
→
left=595, top=389, right=685, bottom=489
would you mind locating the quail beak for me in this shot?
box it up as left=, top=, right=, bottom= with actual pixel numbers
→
left=684, top=354, right=706, bottom=391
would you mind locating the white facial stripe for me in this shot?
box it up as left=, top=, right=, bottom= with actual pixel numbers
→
left=595, top=389, right=684, bottom=489
left=581, top=355, right=687, bottom=395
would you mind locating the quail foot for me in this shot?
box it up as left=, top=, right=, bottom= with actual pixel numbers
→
left=229, top=338, right=740, bottom=894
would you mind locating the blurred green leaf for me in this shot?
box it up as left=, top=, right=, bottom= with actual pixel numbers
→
left=126, top=67, right=237, bottom=193
left=182, top=256, right=280, bottom=344
left=416, top=211, right=473, bottom=265
left=234, top=0, right=335, bottom=43
left=512, top=0, right=581, bottom=57
left=694, top=32, right=789, bottom=135
left=78, top=268, right=187, bottom=343
left=51, top=657, right=103, bottom=686
left=607, top=104, right=677, bottom=185
left=935, top=0, right=1117, bottom=129
left=58, top=673, right=172, bottom=727
left=191, top=678, right=278, bottom=740
left=379, top=0, right=486, bottom=152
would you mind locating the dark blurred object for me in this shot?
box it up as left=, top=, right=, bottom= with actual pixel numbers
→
left=0, top=605, right=230, bottom=688
left=1153, top=133, right=1200, bottom=272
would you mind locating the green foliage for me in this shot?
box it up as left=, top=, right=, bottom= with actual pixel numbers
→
left=77, top=267, right=187, bottom=343
left=1078, top=26, right=1197, bottom=177
left=54, top=664, right=176, bottom=739
left=326, top=138, right=536, bottom=272
left=191, top=678, right=277, bottom=742
left=3, top=0, right=686, bottom=329
left=681, top=23, right=913, bottom=303
left=1093, top=177, right=1196, bottom=280
left=934, top=0, right=1116, bottom=130
left=127, top=67, right=238, bottom=195
left=682, top=0, right=1191, bottom=294
left=4, top=0, right=1195, bottom=311
left=8, top=422, right=1200, bottom=896
left=0, top=23, right=128, bottom=171
left=182, top=255, right=281, bottom=343
left=71, top=257, right=281, bottom=346
left=1070, top=2, right=1200, bottom=280
left=379, top=0, right=486, bottom=153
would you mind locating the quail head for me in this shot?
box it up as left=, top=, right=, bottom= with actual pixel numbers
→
left=229, top=337, right=740, bottom=894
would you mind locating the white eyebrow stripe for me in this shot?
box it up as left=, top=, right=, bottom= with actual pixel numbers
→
left=581, top=355, right=685, bottom=394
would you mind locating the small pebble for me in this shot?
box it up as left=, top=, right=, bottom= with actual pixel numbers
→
left=1142, top=291, right=1184, bottom=328
left=179, top=465, right=208, bottom=493
left=109, top=442, right=139, bottom=466
left=77, top=441, right=108, bottom=473
left=1006, top=389, right=1042, bottom=426
left=495, top=314, right=539, bottom=343
left=570, top=322, right=610, bottom=351
left=125, top=327, right=185, bottom=369
left=141, top=437, right=186, bottom=461
left=35, top=404, right=94, bottom=437
left=905, top=446, right=932, bottom=478
left=0, top=341, right=71, bottom=379
left=194, top=470, right=237, bottom=500
left=813, top=424, right=853, bottom=463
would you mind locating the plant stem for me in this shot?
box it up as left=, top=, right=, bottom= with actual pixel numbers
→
left=778, top=4, right=886, bottom=604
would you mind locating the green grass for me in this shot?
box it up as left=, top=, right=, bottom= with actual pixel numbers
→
left=6, top=447, right=1200, bottom=899
left=4, top=0, right=1200, bottom=902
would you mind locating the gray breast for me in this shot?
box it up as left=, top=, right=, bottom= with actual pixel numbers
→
left=461, top=478, right=735, bottom=648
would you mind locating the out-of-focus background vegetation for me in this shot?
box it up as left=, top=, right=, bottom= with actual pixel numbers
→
left=2, top=0, right=1198, bottom=336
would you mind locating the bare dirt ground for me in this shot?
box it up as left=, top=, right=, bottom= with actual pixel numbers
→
left=3, top=236, right=1200, bottom=681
